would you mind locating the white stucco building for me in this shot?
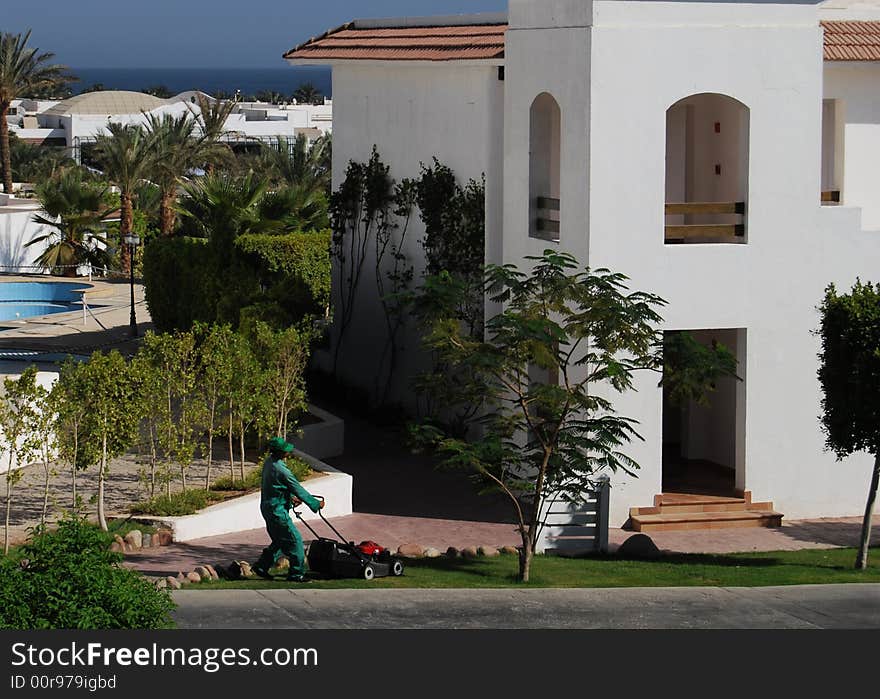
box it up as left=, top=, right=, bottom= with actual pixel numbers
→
left=287, top=0, right=880, bottom=531
left=7, top=90, right=333, bottom=159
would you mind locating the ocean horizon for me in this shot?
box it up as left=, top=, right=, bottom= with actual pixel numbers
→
left=69, top=67, right=332, bottom=99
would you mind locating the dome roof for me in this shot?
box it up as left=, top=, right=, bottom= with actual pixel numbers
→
left=43, top=91, right=167, bottom=116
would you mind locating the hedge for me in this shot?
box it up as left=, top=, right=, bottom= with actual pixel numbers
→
left=235, top=230, right=332, bottom=320
left=143, top=237, right=214, bottom=333
left=143, top=232, right=331, bottom=332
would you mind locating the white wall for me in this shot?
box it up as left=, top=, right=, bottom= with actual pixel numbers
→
left=824, top=62, right=880, bottom=229
left=0, top=200, right=53, bottom=272
left=578, top=0, right=878, bottom=524
left=0, top=369, right=59, bottom=475
left=328, top=63, right=503, bottom=408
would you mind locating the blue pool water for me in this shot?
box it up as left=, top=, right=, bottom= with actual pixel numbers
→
left=0, top=282, right=89, bottom=322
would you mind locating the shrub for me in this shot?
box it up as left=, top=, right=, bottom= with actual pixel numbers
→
left=0, top=517, right=175, bottom=629
left=211, top=458, right=311, bottom=492
left=130, top=489, right=217, bottom=517
left=142, top=237, right=213, bottom=332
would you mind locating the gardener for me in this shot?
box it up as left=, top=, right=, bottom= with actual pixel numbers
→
left=252, top=437, right=323, bottom=582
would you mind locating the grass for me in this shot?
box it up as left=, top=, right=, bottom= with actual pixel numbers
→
left=107, top=518, right=157, bottom=537
left=189, top=546, right=880, bottom=590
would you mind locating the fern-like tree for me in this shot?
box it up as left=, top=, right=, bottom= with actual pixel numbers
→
left=292, top=82, right=323, bottom=105
left=0, top=367, right=41, bottom=553
left=26, top=168, right=113, bottom=275
left=414, top=251, right=667, bottom=582
left=93, top=123, right=156, bottom=272
left=0, top=30, right=68, bottom=193
left=817, top=280, right=880, bottom=570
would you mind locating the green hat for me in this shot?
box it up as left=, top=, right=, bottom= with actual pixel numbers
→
left=268, top=437, right=295, bottom=453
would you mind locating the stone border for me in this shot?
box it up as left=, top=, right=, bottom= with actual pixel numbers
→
left=291, top=404, right=344, bottom=460
left=136, top=449, right=353, bottom=543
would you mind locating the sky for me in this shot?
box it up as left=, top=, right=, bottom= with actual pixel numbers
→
left=1, top=0, right=509, bottom=69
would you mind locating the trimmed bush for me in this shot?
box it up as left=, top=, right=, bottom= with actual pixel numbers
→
left=130, top=489, right=216, bottom=517
left=0, top=517, right=175, bottom=629
left=143, top=237, right=213, bottom=332
left=211, top=458, right=311, bottom=492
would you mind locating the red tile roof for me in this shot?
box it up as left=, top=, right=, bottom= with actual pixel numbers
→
left=822, top=21, right=880, bottom=61
left=284, top=23, right=507, bottom=62
left=287, top=20, right=880, bottom=64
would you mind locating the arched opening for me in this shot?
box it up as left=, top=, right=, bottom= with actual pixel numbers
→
left=529, top=93, right=561, bottom=242
left=665, top=93, right=749, bottom=244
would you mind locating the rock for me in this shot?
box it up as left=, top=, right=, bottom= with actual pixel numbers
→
left=109, top=542, right=124, bottom=554
left=154, top=578, right=167, bottom=589
left=176, top=572, right=189, bottom=585
left=142, top=534, right=153, bottom=548
left=205, top=564, right=220, bottom=580
left=226, top=563, right=242, bottom=580
left=446, top=547, right=460, bottom=558
left=275, top=557, right=290, bottom=571
left=215, top=563, right=230, bottom=580
left=155, top=530, right=173, bottom=546
left=186, top=571, right=201, bottom=584
left=123, top=530, right=143, bottom=549
left=113, top=534, right=125, bottom=547
left=424, top=547, right=442, bottom=558
left=461, top=546, right=479, bottom=559
left=193, top=566, right=212, bottom=581
left=478, top=546, right=500, bottom=557
left=165, top=576, right=181, bottom=590
left=397, top=543, right=425, bottom=559
left=501, top=546, right=519, bottom=556
left=617, top=534, right=662, bottom=560
left=238, top=561, right=253, bottom=578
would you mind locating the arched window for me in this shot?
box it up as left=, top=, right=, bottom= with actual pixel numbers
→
left=529, top=93, right=561, bottom=241
left=665, top=93, right=750, bottom=244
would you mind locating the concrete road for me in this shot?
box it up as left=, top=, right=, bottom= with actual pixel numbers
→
left=172, top=584, right=880, bottom=629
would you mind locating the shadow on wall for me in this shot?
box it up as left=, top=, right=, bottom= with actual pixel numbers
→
left=0, top=213, right=48, bottom=271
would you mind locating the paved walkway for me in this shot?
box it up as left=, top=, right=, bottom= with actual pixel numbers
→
left=171, top=584, right=880, bottom=629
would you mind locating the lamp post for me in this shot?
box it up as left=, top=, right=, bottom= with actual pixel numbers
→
left=123, top=232, right=140, bottom=337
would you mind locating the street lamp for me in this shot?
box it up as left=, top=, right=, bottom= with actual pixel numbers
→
left=123, top=232, right=140, bottom=337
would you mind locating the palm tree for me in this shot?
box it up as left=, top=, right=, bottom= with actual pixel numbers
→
left=93, top=123, right=156, bottom=271
left=143, top=112, right=200, bottom=235
left=26, top=168, right=113, bottom=275
left=292, top=82, right=323, bottom=105
left=257, top=184, right=329, bottom=232
left=257, top=133, right=332, bottom=194
left=191, top=93, right=237, bottom=173
left=0, top=30, right=68, bottom=192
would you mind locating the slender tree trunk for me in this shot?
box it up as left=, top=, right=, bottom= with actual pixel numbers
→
left=120, top=191, right=134, bottom=273
left=148, top=420, right=157, bottom=498
left=3, top=471, right=13, bottom=555
left=205, top=403, right=215, bottom=490
left=228, top=410, right=235, bottom=483
left=0, top=103, right=12, bottom=194
left=519, top=539, right=533, bottom=584
left=159, top=189, right=176, bottom=236
left=856, top=453, right=880, bottom=570
left=97, top=437, right=108, bottom=532
left=239, top=422, right=246, bottom=481
left=41, top=456, right=50, bottom=526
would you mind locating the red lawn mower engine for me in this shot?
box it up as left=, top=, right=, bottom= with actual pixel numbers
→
left=357, top=541, right=386, bottom=556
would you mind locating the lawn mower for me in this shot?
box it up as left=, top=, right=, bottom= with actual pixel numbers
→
left=293, top=498, right=404, bottom=581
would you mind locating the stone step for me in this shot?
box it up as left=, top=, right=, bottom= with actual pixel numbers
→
left=630, top=500, right=775, bottom=516
left=629, top=510, right=784, bottom=533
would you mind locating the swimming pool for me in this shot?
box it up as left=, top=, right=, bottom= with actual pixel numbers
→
left=0, top=281, right=90, bottom=322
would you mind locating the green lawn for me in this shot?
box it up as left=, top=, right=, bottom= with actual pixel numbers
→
left=188, top=547, right=880, bottom=590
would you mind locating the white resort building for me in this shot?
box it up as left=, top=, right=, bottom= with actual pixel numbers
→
left=286, top=0, right=880, bottom=531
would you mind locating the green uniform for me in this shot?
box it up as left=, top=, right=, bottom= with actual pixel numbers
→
left=254, top=455, right=321, bottom=578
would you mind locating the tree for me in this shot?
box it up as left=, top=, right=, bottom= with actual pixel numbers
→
left=0, top=30, right=68, bottom=193
left=8, top=132, right=74, bottom=182
left=194, top=323, right=237, bottom=489
left=817, top=280, right=880, bottom=569
left=143, top=112, right=200, bottom=235
left=292, top=82, right=323, bottom=105
left=78, top=351, right=139, bottom=531
left=26, top=168, right=114, bottom=274
left=92, top=123, right=156, bottom=272
left=52, top=358, right=99, bottom=511
left=413, top=251, right=666, bottom=582
left=245, top=321, right=310, bottom=440
left=0, top=367, right=42, bottom=554
left=190, top=93, right=236, bottom=173
left=256, top=134, right=331, bottom=195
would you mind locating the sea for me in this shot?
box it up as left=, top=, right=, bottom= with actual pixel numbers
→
left=69, top=67, right=332, bottom=99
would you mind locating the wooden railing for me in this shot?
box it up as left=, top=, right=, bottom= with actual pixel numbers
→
left=534, top=196, right=560, bottom=239
left=821, top=190, right=841, bottom=204
left=665, top=201, right=746, bottom=243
